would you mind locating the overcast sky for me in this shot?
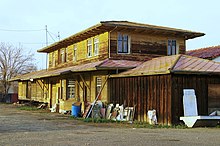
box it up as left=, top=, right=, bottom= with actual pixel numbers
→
left=0, top=0, right=219, bottom=69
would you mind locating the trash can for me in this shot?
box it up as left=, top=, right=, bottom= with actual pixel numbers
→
left=71, top=102, right=81, bottom=117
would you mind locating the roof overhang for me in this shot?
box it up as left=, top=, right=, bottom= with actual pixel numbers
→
left=38, top=21, right=205, bottom=53
left=11, top=59, right=142, bottom=81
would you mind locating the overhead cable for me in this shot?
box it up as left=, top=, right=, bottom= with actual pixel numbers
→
left=0, top=28, right=45, bottom=32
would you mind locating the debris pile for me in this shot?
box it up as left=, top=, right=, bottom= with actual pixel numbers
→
left=83, top=101, right=136, bottom=122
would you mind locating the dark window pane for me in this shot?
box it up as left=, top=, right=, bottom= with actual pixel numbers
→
left=168, top=45, right=171, bottom=55
left=123, top=35, right=128, bottom=41
left=123, top=40, right=128, bottom=53
left=168, top=40, right=176, bottom=55
left=118, top=34, right=123, bottom=40
left=118, top=41, right=122, bottom=52
left=172, top=40, right=176, bottom=55
left=172, top=45, right=176, bottom=55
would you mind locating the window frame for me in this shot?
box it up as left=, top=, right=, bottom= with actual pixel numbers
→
left=93, top=37, right=99, bottom=56
left=167, top=40, right=178, bottom=55
left=51, top=52, right=55, bottom=67
left=96, top=77, right=102, bottom=100
left=66, top=79, right=76, bottom=99
left=87, top=39, right=92, bottom=57
left=73, top=45, right=77, bottom=62
left=60, top=49, right=66, bottom=63
left=117, top=33, right=130, bottom=54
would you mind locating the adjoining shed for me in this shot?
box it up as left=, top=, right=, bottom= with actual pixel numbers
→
left=109, top=55, right=220, bottom=125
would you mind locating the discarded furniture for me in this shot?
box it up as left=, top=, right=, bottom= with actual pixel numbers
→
left=50, top=104, right=58, bottom=113
left=180, top=89, right=220, bottom=127
left=147, top=109, right=158, bottom=125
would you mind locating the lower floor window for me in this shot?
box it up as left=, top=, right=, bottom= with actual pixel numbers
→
left=96, top=77, right=102, bottom=99
left=67, top=79, right=76, bottom=99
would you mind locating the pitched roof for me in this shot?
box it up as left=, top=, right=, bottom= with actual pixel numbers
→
left=112, top=55, right=220, bottom=77
left=10, top=59, right=142, bottom=81
left=38, top=21, right=205, bottom=53
left=97, top=59, right=142, bottom=69
left=186, top=45, right=220, bottom=60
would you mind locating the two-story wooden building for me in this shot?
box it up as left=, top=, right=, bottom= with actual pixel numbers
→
left=12, top=21, right=204, bottom=118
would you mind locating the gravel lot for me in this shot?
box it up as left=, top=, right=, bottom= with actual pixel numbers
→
left=0, top=103, right=220, bottom=146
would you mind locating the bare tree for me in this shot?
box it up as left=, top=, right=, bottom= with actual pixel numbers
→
left=0, top=42, right=37, bottom=97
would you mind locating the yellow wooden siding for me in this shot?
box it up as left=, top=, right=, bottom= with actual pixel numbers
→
left=48, top=32, right=109, bottom=69
left=58, top=71, right=109, bottom=112
left=18, top=82, right=26, bottom=100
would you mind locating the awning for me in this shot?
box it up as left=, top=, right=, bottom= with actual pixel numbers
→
left=10, top=59, right=142, bottom=81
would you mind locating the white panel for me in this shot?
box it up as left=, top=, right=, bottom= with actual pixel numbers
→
left=183, top=89, right=198, bottom=116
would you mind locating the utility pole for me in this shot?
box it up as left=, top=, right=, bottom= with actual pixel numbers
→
left=58, top=32, right=60, bottom=41
left=45, top=25, right=48, bottom=46
left=45, top=25, right=48, bottom=70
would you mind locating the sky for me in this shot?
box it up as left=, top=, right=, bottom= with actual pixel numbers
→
left=0, top=0, right=219, bottom=69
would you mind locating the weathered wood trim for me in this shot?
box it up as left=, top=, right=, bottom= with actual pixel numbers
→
left=79, top=74, right=91, bottom=91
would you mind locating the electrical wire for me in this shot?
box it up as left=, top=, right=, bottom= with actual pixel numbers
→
left=0, top=28, right=45, bottom=32
left=47, top=31, right=56, bottom=42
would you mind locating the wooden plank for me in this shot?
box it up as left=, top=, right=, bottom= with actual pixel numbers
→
left=79, top=74, right=91, bottom=91
left=140, top=76, right=144, bottom=122
left=159, top=75, right=164, bottom=124
left=164, top=75, right=168, bottom=125
left=147, top=76, right=152, bottom=110
left=167, top=75, right=172, bottom=125
left=133, top=77, right=137, bottom=120
left=143, top=76, right=147, bottom=121
left=156, top=76, right=160, bottom=121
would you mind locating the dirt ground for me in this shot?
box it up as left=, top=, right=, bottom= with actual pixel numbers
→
left=0, top=103, right=220, bottom=146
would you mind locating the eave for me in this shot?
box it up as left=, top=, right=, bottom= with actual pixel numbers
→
left=37, top=21, right=205, bottom=53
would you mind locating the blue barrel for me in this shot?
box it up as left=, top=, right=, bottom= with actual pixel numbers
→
left=71, top=103, right=81, bottom=117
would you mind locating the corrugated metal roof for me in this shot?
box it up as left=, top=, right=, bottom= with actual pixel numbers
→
left=186, top=45, right=220, bottom=59
left=97, top=59, right=142, bottom=69
left=38, top=21, right=205, bottom=53
left=10, top=59, right=142, bottom=81
left=112, top=55, right=179, bottom=77
left=173, top=55, right=220, bottom=73
left=112, top=55, right=220, bottom=77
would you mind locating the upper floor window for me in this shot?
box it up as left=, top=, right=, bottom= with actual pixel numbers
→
left=65, top=47, right=68, bottom=62
left=52, top=52, right=55, bottom=67
left=94, top=37, right=99, bottom=56
left=73, top=45, right=77, bottom=62
left=167, top=40, right=177, bottom=55
left=117, top=33, right=130, bottom=54
left=60, top=49, right=65, bottom=63
left=87, top=39, right=92, bottom=57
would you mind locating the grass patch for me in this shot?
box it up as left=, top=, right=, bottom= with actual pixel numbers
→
left=70, top=117, right=187, bottom=128
left=70, top=117, right=116, bottom=123
left=132, top=121, right=187, bottom=129
left=17, top=105, right=40, bottom=111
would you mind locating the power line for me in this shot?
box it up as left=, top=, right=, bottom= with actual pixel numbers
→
left=0, top=28, right=45, bottom=32
left=47, top=31, right=56, bottom=42
left=20, top=42, right=54, bottom=45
